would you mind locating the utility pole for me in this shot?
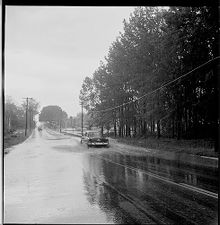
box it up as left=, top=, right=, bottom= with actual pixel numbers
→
left=60, top=110, right=62, bottom=133
left=29, top=109, right=32, bottom=131
left=70, top=116, right=73, bottom=129
left=81, top=102, right=83, bottom=136
left=23, top=97, right=33, bottom=136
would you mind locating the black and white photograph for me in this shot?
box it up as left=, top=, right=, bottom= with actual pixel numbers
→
left=2, top=4, right=219, bottom=225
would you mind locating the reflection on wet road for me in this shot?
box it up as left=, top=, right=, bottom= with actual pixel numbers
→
left=4, top=128, right=218, bottom=224
left=83, top=153, right=218, bottom=225
left=97, top=151, right=218, bottom=194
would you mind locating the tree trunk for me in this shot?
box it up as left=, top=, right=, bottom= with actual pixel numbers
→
left=172, top=114, right=175, bottom=138
left=213, top=66, right=219, bottom=152
left=114, top=120, right=117, bottom=137
left=157, top=120, right=161, bottom=139
left=177, top=101, right=181, bottom=140
left=101, top=125, right=104, bottom=136
left=143, top=120, right=147, bottom=137
left=133, top=117, right=137, bottom=137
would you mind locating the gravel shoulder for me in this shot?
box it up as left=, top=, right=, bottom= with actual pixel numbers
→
left=108, top=138, right=218, bottom=167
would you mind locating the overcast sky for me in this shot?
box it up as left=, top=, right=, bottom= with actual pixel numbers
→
left=5, top=6, right=135, bottom=117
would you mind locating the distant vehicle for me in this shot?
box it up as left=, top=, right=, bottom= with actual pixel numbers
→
left=80, top=131, right=109, bottom=148
left=38, top=127, right=42, bottom=131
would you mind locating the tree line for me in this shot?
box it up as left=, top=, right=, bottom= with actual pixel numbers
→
left=39, top=105, right=93, bottom=131
left=4, top=96, right=39, bottom=134
left=79, top=7, right=219, bottom=144
left=39, top=105, right=68, bottom=129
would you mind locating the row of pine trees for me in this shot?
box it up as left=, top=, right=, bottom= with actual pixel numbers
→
left=79, top=7, right=219, bottom=142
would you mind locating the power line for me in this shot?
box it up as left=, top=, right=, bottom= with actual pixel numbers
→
left=88, top=56, right=219, bottom=114
left=87, top=25, right=218, bottom=115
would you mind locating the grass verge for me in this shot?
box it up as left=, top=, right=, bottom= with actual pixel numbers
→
left=112, top=136, right=218, bottom=158
left=4, top=130, right=32, bottom=155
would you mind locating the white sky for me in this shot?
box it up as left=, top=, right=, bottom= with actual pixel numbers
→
left=5, top=6, right=135, bottom=117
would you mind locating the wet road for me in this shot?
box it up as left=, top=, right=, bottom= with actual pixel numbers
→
left=4, top=128, right=218, bottom=224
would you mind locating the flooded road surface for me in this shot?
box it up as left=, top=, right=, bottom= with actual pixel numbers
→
left=4, top=128, right=218, bottom=224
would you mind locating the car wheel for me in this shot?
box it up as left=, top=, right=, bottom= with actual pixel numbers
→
left=80, top=140, right=82, bottom=144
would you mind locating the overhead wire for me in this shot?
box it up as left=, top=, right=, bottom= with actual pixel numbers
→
left=87, top=56, right=219, bottom=114
left=87, top=23, right=219, bottom=114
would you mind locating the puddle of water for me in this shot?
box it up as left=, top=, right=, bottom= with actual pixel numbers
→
left=52, top=145, right=111, bottom=154
left=98, top=151, right=218, bottom=193
left=4, top=128, right=218, bottom=224
left=46, top=137, right=70, bottom=140
left=4, top=151, right=117, bottom=224
left=82, top=153, right=218, bottom=225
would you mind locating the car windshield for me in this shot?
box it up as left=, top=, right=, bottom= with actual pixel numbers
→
left=88, top=132, right=101, bottom=138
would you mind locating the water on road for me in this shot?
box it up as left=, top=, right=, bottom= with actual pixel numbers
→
left=4, top=128, right=218, bottom=224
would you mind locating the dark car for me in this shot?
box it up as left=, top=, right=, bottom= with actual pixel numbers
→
left=86, top=131, right=109, bottom=148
